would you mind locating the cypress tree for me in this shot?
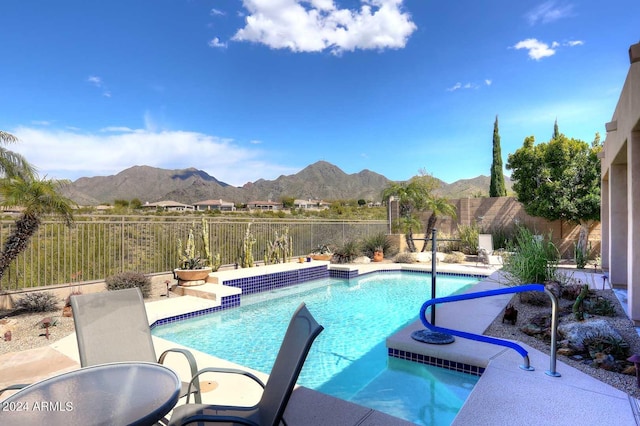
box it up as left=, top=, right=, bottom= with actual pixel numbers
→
left=553, top=118, right=560, bottom=139
left=489, top=115, right=507, bottom=197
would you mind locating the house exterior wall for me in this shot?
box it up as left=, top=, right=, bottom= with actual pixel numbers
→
left=600, top=42, right=640, bottom=323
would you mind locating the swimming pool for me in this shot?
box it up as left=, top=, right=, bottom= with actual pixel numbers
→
left=152, top=271, right=480, bottom=425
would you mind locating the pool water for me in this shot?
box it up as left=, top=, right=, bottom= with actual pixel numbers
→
left=152, top=271, right=480, bottom=425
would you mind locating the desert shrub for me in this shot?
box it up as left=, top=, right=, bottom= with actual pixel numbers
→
left=361, top=233, right=392, bottom=258
left=435, top=231, right=458, bottom=253
left=15, top=292, right=59, bottom=312
left=444, top=252, right=466, bottom=263
left=502, top=226, right=559, bottom=286
left=585, top=296, right=617, bottom=317
left=574, top=242, right=592, bottom=269
left=105, top=271, right=151, bottom=298
left=394, top=252, right=415, bottom=264
left=583, top=333, right=630, bottom=360
left=487, top=224, right=518, bottom=252
left=457, top=223, right=480, bottom=255
left=333, top=240, right=361, bottom=264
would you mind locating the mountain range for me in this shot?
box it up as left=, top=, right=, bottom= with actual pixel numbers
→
left=61, top=161, right=512, bottom=206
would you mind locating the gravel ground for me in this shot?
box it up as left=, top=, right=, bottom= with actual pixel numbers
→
left=3, top=276, right=640, bottom=399
left=484, top=287, right=640, bottom=399
left=0, top=280, right=170, bottom=356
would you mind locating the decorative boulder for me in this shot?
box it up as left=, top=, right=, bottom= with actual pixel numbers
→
left=558, top=319, right=623, bottom=352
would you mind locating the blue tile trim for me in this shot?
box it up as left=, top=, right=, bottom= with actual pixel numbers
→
left=329, top=267, right=485, bottom=280
left=329, top=269, right=358, bottom=279
left=150, top=293, right=240, bottom=329
left=387, top=348, right=485, bottom=376
left=226, top=265, right=328, bottom=295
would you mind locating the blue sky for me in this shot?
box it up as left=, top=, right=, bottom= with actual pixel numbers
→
left=1, top=1, right=638, bottom=186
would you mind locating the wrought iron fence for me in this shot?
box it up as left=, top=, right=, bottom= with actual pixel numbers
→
left=0, top=216, right=387, bottom=291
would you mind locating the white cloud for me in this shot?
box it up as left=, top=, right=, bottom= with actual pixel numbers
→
left=208, top=37, right=228, bottom=49
left=512, top=38, right=583, bottom=60
left=526, top=1, right=574, bottom=25
left=87, top=75, right=111, bottom=97
left=232, top=0, right=417, bottom=54
left=210, top=8, right=225, bottom=16
left=9, top=127, right=297, bottom=186
left=513, top=38, right=556, bottom=60
left=446, top=80, right=491, bottom=92
left=87, top=76, right=103, bottom=87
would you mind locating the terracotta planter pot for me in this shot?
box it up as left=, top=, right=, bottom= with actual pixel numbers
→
left=175, top=267, right=212, bottom=282
left=373, top=251, right=384, bottom=262
left=62, top=305, right=73, bottom=318
left=310, top=254, right=332, bottom=261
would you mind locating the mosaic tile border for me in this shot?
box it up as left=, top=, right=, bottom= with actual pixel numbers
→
left=225, top=265, right=328, bottom=295
left=388, top=348, right=485, bottom=376
left=150, top=293, right=240, bottom=329
left=330, top=267, right=486, bottom=280
left=328, top=269, right=358, bottom=279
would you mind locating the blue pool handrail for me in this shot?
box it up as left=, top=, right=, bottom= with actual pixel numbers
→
left=419, top=284, right=560, bottom=377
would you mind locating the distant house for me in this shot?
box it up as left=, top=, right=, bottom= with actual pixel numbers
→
left=142, top=200, right=194, bottom=211
left=247, top=200, right=281, bottom=211
left=194, top=199, right=236, bottom=212
left=293, top=199, right=330, bottom=210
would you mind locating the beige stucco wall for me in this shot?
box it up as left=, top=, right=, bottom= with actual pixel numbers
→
left=600, top=42, right=640, bottom=323
left=390, top=196, right=601, bottom=258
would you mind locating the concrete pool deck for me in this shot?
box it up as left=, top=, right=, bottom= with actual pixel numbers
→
left=1, top=262, right=638, bottom=425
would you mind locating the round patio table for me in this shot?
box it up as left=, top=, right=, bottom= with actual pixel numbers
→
left=0, top=361, right=180, bottom=426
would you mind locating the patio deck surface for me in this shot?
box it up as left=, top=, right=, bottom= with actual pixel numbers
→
left=1, top=262, right=638, bottom=425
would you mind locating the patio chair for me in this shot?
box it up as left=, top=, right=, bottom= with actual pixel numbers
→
left=168, top=302, right=324, bottom=426
left=477, top=234, right=502, bottom=267
left=71, top=287, right=201, bottom=403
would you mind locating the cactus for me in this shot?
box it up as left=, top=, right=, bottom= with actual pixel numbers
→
left=265, top=227, right=293, bottom=265
left=239, top=223, right=256, bottom=268
left=572, top=284, right=590, bottom=321
left=177, top=226, right=205, bottom=269
left=178, top=220, right=219, bottom=270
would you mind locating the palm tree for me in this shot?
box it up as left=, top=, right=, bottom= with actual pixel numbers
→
left=420, top=196, right=457, bottom=252
left=0, top=177, right=75, bottom=282
left=0, top=131, right=36, bottom=179
left=382, top=177, right=433, bottom=252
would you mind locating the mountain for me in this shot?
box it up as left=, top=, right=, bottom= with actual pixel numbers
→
left=61, top=161, right=511, bottom=205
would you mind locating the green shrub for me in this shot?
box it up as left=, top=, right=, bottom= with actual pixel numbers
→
left=574, top=242, right=591, bottom=269
left=457, top=223, right=480, bottom=255
left=105, top=271, right=151, bottom=298
left=15, top=292, right=59, bottom=312
left=502, top=226, right=559, bottom=285
left=361, top=233, right=392, bottom=258
left=333, top=240, right=361, bottom=264
left=584, top=333, right=630, bottom=360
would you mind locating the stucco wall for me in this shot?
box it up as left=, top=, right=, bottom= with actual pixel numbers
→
left=390, top=196, right=601, bottom=258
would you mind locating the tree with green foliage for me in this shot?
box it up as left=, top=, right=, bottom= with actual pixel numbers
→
left=280, top=196, right=295, bottom=209
left=506, top=131, right=602, bottom=257
left=0, top=131, right=76, bottom=286
left=0, top=176, right=76, bottom=282
left=0, top=131, right=36, bottom=179
left=489, top=115, right=507, bottom=197
left=382, top=173, right=438, bottom=252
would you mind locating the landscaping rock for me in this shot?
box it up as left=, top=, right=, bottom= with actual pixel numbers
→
left=558, top=318, right=623, bottom=352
